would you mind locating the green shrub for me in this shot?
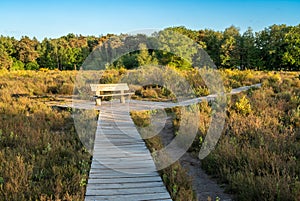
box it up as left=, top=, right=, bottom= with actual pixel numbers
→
left=25, top=61, right=40, bottom=70
left=11, top=60, right=25, bottom=70
left=235, top=95, right=252, bottom=115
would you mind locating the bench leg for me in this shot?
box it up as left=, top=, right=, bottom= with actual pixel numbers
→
left=96, top=98, right=101, bottom=106
left=120, top=95, right=125, bottom=104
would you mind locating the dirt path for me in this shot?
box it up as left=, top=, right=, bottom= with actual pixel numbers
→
left=159, top=118, right=233, bottom=201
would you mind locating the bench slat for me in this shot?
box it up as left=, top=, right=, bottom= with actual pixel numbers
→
left=94, top=93, right=134, bottom=97
left=90, top=83, right=129, bottom=92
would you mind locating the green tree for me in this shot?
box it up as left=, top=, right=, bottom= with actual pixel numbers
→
left=136, top=43, right=158, bottom=67
left=256, top=24, right=291, bottom=70
left=220, top=26, right=241, bottom=68
left=157, top=29, right=198, bottom=69
left=239, top=27, right=259, bottom=69
left=282, top=25, right=300, bottom=71
left=38, top=38, right=57, bottom=69
left=166, top=26, right=206, bottom=48
left=198, top=29, right=222, bottom=67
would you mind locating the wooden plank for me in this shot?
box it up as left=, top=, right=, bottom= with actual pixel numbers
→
left=90, top=83, right=129, bottom=91
left=86, top=176, right=163, bottom=185
left=92, top=151, right=150, bottom=157
left=85, top=192, right=171, bottom=201
left=99, top=122, right=135, bottom=126
left=94, top=133, right=142, bottom=139
left=96, top=129, right=141, bottom=134
left=94, top=138, right=144, bottom=143
left=88, top=170, right=159, bottom=176
left=88, top=171, right=159, bottom=178
left=90, top=162, right=155, bottom=169
left=92, top=143, right=148, bottom=149
left=94, top=142, right=145, bottom=146
left=92, top=152, right=151, bottom=157
left=91, top=156, right=154, bottom=162
left=88, top=173, right=160, bottom=179
left=96, top=129, right=139, bottom=133
left=91, top=158, right=154, bottom=165
left=92, top=148, right=150, bottom=154
left=94, top=92, right=134, bottom=97
left=89, top=168, right=159, bottom=174
left=86, top=186, right=168, bottom=196
left=92, top=146, right=148, bottom=152
left=86, top=181, right=165, bottom=189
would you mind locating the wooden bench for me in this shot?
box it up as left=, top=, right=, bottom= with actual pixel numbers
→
left=90, top=83, right=134, bottom=106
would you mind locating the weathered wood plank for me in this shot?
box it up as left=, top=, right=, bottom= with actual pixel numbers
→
left=90, top=83, right=130, bottom=91
left=87, top=176, right=163, bottom=184
left=92, top=153, right=153, bottom=158
left=85, top=192, right=172, bottom=201
left=86, top=186, right=168, bottom=196
left=86, top=181, right=165, bottom=189
left=88, top=170, right=160, bottom=178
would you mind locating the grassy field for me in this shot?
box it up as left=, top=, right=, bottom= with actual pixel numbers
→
left=0, top=69, right=299, bottom=200
left=201, top=71, right=300, bottom=200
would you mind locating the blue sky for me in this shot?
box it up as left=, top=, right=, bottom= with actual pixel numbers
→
left=0, top=0, right=299, bottom=40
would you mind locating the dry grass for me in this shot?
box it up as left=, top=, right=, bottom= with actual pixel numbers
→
left=0, top=70, right=91, bottom=200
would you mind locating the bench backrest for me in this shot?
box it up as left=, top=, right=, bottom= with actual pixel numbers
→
left=90, top=83, right=129, bottom=92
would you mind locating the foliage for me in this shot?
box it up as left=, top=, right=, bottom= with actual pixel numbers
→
left=1, top=24, right=300, bottom=71
left=234, top=95, right=252, bottom=115
left=25, top=61, right=39, bottom=70
left=11, top=59, right=25, bottom=70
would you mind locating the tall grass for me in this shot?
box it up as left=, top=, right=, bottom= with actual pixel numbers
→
left=0, top=70, right=91, bottom=200
left=200, top=72, right=300, bottom=201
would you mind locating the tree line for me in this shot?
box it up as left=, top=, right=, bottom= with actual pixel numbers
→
left=0, top=24, right=299, bottom=71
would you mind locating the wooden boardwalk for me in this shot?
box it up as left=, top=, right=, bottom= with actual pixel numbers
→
left=49, top=83, right=261, bottom=200
left=85, top=105, right=172, bottom=201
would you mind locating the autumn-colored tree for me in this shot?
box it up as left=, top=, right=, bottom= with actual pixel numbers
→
left=0, top=47, right=13, bottom=70
left=15, top=36, right=39, bottom=64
